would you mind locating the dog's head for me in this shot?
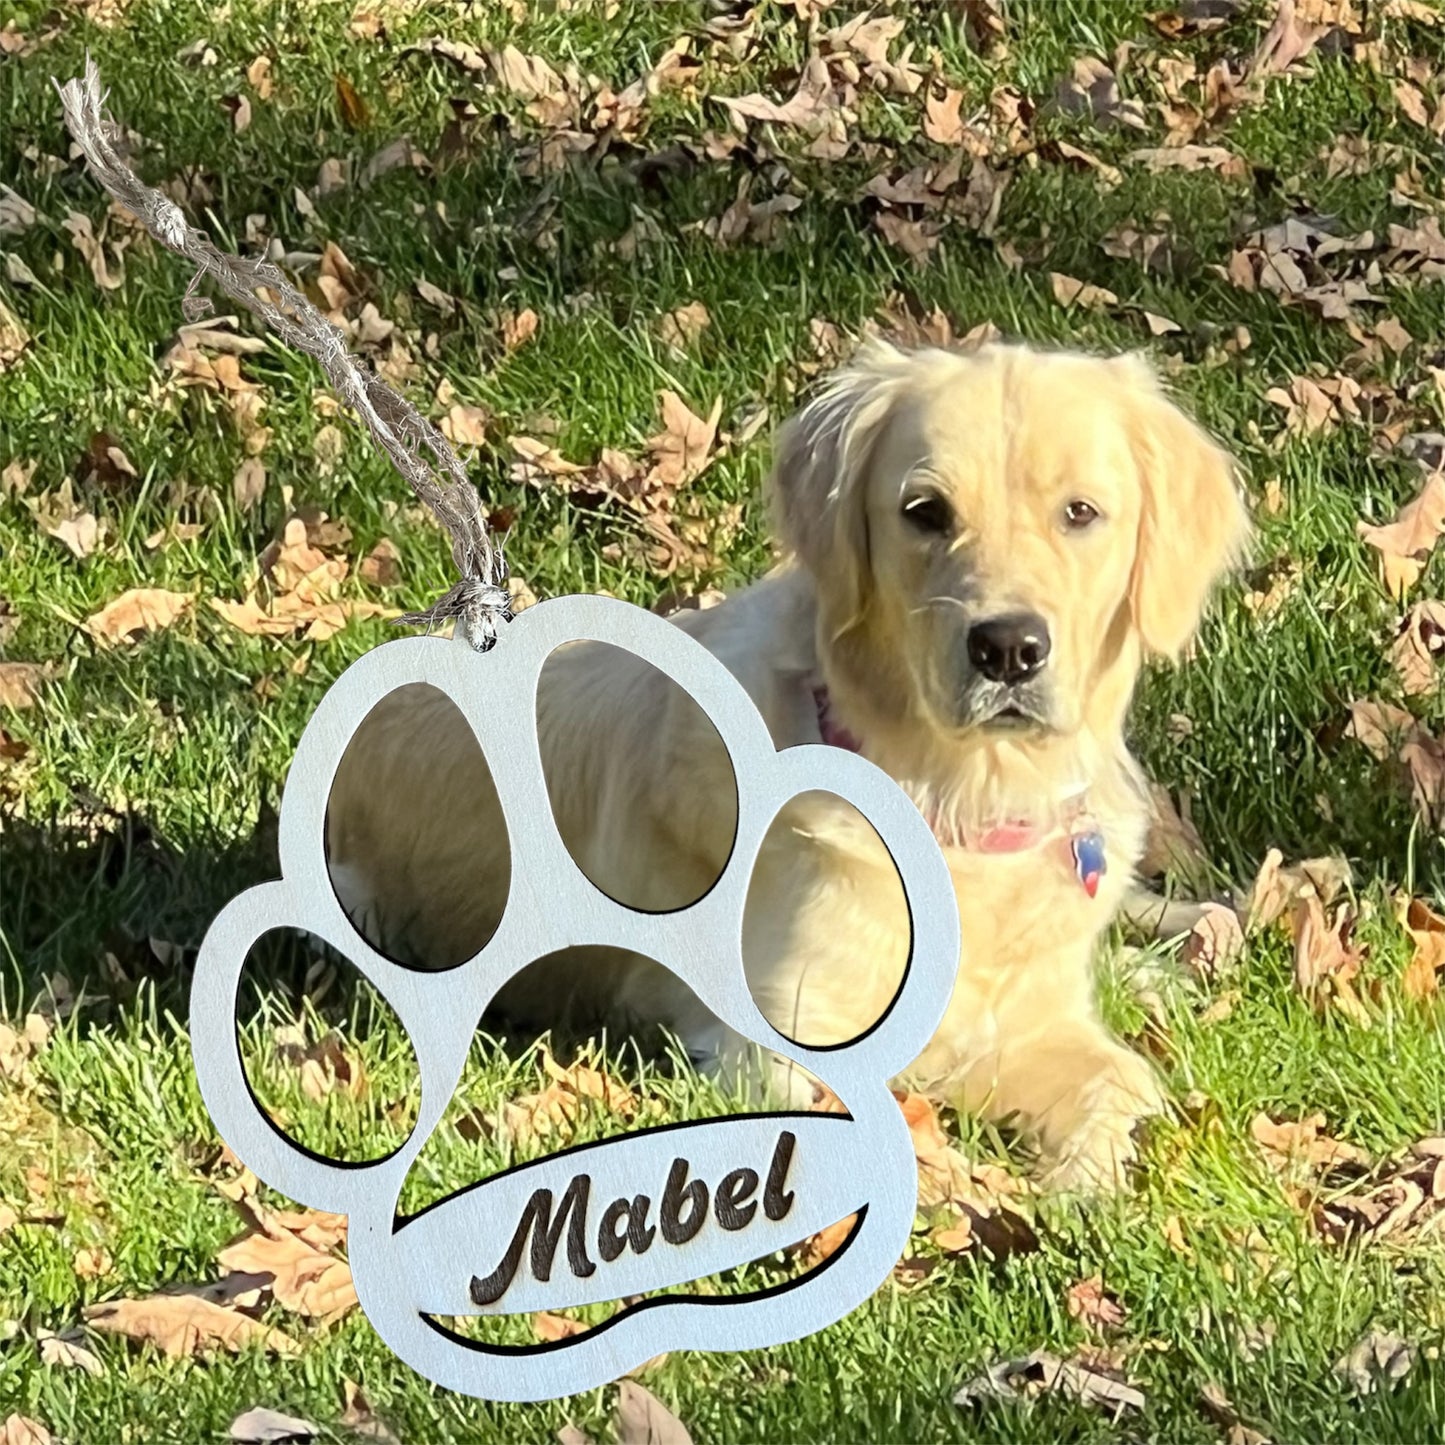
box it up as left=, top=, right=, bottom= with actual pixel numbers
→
left=769, top=339, right=1249, bottom=761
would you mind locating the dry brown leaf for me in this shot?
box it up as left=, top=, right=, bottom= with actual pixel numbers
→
left=84, top=1291, right=300, bottom=1358
left=658, top=301, right=711, bottom=351
left=440, top=404, right=489, bottom=448
left=1244, top=847, right=1352, bottom=932
left=1251, top=1112, right=1369, bottom=1177
left=534, top=1311, right=587, bottom=1342
left=615, top=1380, right=692, bottom=1445
left=30, top=480, right=103, bottom=559
left=359, top=538, right=402, bottom=588
left=1250, top=0, right=1337, bottom=76
left=1292, top=889, right=1369, bottom=1023
left=0, top=661, right=54, bottom=710
left=83, top=588, right=193, bottom=646
left=924, top=85, right=967, bottom=144
left=1050, top=272, right=1118, bottom=310
left=229, top=1406, right=319, bottom=1442
left=38, top=1329, right=105, bottom=1378
left=1066, top=1274, right=1127, bottom=1330
left=644, top=391, right=722, bottom=494
left=1054, top=56, right=1147, bottom=129
left=0, top=299, right=30, bottom=372
left=73, top=1245, right=113, bottom=1279
left=874, top=212, right=943, bottom=264
left=216, top=1209, right=357, bottom=1323
left=500, top=308, right=539, bottom=352
left=1182, top=903, right=1246, bottom=980
left=340, top=1381, right=400, bottom=1444
left=796, top=1213, right=858, bottom=1268
left=1, top=1419, right=52, bottom=1445
left=955, top=1349, right=1145, bottom=1414
left=1127, top=145, right=1248, bottom=181
left=1357, top=472, right=1445, bottom=598
left=61, top=210, right=125, bottom=290
left=233, top=458, right=266, bottom=513
left=1399, top=895, right=1445, bottom=1001
left=1391, top=601, right=1445, bottom=695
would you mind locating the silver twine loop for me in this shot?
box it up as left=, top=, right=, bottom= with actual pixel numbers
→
left=54, top=56, right=511, bottom=652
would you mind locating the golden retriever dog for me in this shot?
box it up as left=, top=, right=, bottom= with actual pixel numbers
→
left=326, top=339, right=1249, bottom=1191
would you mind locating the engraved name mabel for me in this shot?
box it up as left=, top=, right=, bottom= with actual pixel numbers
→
left=470, top=1130, right=797, bottom=1306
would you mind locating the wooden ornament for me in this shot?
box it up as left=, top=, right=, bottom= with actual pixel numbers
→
left=191, top=594, right=960, bottom=1400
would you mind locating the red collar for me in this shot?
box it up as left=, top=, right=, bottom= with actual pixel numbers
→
left=810, top=683, right=1107, bottom=897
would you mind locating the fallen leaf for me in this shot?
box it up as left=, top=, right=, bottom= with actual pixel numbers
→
left=1182, top=903, right=1246, bottom=980
left=0, top=662, right=54, bottom=710
left=229, top=1407, right=318, bottom=1442
left=83, top=588, right=193, bottom=646
left=534, top=1311, right=587, bottom=1341
left=658, top=302, right=710, bottom=351
left=1066, top=1275, right=1127, bottom=1330
left=1251, top=1112, right=1369, bottom=1178
left=441, top=404, right=490, bottom=447
left=796, top=1213, right=858, bottom=1268
left=1250, top=0, right=1335, bottom=76
left=1390, top=601, right=1445, bottom=694
left=644, top=391, right=722, bottom=495
left=217, top=1208, right=357, bottom=1323
left=500, top=307, right=539, bottom=352
left=0, top=299, right=30, bottom=372
left=924, top=85, right=967, bottom=144
left=1127, top=144, right=1248, bottom=180
left=234, top=458, right=266, bottom=513
left=31, top=480, right=102, bottom=559
left=1357, top=472, right=1445, bottom=598
left=38, top=1329, right=105, bottom=1377
left=340, top=1381, right=400, bottom=1444
left=359, top=538, right=402, bottom=588
left=1399, top=895, right=1445, bottom=1000
left=61, top=210, right=125, bottom=290
left=1244, top=848, right=1352, bottom=932
left=73, top=1245, right=113, bottom=1278
left=955, top=1348, right=1145, bottom=1416
left=1054, top=56, right=1147, bottom=129
left=0, top=185, right=36, bottom=234
left=1335, top=1329, right=1416, bottom=1396
left=335, top=73, right=369, bottom=129
left=1050, top=272, right=1118, bottom=310
left=1293, top=890, right=1369, bottom=1023
left=615, top=1380, right=692, bottom=1444
left=84, top=1292, right=299, bottom=1358
left=0, top=1419, right=52, bottom=1445
left=874, top=212, right=944, bottom=264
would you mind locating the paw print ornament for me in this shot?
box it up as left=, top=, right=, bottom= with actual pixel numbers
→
left=54, top=65, right=959, bottom=1404
left=190, top=595, right=961, bottom=1401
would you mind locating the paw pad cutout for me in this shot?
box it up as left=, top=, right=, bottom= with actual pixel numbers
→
left=191, top=595, right=959, bottom=1401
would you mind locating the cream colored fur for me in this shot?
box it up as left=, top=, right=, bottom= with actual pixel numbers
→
left=326, top=340, right=1250, bottom=1192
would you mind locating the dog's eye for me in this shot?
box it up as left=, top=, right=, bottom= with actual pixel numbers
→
left=902, top=492, right=954, bottom=536
left=1063, top=499, right=1100, bottom=530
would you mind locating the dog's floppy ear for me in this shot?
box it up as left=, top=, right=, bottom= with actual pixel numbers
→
left=1117, top=354, right=1252, bottom=659
left=767, top=339, right=910, bottom=631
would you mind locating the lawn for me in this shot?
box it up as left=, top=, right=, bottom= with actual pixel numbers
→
left=3, top=0, right=1445, bottom=1440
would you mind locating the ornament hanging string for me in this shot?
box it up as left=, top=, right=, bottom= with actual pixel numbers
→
left=55, top=57, right=511, bottom=651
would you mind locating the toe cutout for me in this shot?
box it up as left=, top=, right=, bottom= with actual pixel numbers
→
left=535, top=643, right=738, bottom=913
left=742, top=791, right=912, bottom=1050
left=236, top=929, right=420, bottom=1163
left=326, top=682, right=510, bottom=970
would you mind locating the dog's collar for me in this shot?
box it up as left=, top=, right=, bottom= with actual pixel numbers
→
left=810, top=682, right=1107, bottom=898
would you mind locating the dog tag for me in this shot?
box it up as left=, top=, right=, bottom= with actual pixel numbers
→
left=190, top=595, right=959, bottom=1401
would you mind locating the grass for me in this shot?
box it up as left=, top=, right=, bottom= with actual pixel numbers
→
left=3, top=0, right=1445, bottom=1440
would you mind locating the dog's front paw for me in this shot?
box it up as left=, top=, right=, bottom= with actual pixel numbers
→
left=1037, top=1047, right=1166, bottom=1194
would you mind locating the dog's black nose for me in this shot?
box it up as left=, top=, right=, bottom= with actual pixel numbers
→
left=967, top=613, right=1052, bottom=685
